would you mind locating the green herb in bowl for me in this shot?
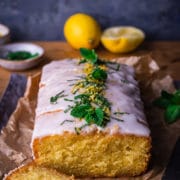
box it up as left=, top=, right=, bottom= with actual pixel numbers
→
left=7, top=51, right=39, bottom=61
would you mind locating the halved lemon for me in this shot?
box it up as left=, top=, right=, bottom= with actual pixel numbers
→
left=101, top=26, right=145, bottom=53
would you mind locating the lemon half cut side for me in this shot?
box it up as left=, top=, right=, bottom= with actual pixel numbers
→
left=101, top=26, right=145, bottom=53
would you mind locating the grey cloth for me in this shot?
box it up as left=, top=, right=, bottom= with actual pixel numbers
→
left=0, top=74, right=27, bottom=130
left=162, top=138, right=180, bottom=180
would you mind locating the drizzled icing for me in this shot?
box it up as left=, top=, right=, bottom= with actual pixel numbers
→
left=32, top=59, right=150, bottom=140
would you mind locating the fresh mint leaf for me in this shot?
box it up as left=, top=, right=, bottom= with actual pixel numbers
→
left=84, top=108, right=104, bottom=126
left=92, top=68, right=107, bottom=80
left=161, top=90, right=173, bottom=99
left=165, top=105, right=180, bottom=124
left=71, top=104, right=91, bottom=118
left=171, top=90, right=180, bottom=105
left=174, top=90, right=180, bottom=96
left=80, top=48, right=97, bottom=64
left=85, top=111, right=95, bottom=124
left=153, top=97, right=171, bottom=108
left=95, top=108, right=104, bottom=126
left=153, top=90, right=180, bottom=124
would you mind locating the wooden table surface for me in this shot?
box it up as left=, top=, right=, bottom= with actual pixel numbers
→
left=0, top=41, right=180, bottom=98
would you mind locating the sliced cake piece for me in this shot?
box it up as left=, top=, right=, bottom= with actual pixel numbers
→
left=4, top=162, right=74, bottom=180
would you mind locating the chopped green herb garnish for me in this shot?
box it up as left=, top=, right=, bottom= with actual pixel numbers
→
left=74, top=124, right=89, bottom=135
left=60, top=120, right=74, bottom=125
left=111, top=116, right=124, bottom=122
left=50, top=90, right=67, bottom=104
left=74, top=127, right=81, bottom=135
left=64, top=105, right=74, bottom=113
left=67, top=79, right=80, bottom=82
left=113, top=112, right=129, bottom=115
left=69, top=83, right=76, bottom=86
left=7, top=51, right=39, bottom=60
left=153, top=90, right=180, bottom=124
left=72, top=88, right=80, bottom=94
left=64, top=98, right=74, bottom=102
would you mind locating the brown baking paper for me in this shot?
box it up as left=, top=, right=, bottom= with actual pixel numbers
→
left=0, top=56, right=179, bottom=179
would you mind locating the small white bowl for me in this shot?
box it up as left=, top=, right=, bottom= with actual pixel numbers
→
left=0, top=24, right=10, bottom=45
left=0, top=43, right=44, bottom=71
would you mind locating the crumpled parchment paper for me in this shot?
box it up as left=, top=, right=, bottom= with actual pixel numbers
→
left=0, top=55, right=179, bottom=179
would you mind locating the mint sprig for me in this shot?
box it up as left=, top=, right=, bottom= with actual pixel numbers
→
left=50, top=48, right=123, bottom=131
left=80, top=48, right=98, bottom=64
left=71, top=104, right=91, bottom=118
left=165, top=105, right=180, bottom=123
left=153, top=90, right=180, bottom=124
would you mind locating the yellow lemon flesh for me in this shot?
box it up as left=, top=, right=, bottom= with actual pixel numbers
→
left=64, top=13, right=101, bottom=49
left=101, top=26, right=145, bottom=53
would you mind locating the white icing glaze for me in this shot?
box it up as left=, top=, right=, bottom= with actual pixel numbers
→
left=32, top=59, right=150, bottom=141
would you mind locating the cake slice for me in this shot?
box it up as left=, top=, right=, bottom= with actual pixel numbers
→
left=4, top=162, right=74, bottom=180
left=32, top=54, right=151, bottom=177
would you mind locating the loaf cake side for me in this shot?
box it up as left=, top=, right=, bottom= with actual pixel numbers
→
left=32, top=59, right=151, bottom=177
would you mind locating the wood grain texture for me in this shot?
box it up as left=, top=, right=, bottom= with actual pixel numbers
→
left=0, top=41, right=179, bottom=97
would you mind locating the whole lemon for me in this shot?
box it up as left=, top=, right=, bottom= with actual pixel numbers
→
left=64, top=13, right=101, bottom=49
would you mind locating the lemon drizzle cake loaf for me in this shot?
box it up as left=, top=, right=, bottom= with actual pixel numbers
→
left=32, top=49, right=151, bottom=177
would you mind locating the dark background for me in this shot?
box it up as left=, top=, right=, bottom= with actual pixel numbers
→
left=0, top=0, right=179, bottom=41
